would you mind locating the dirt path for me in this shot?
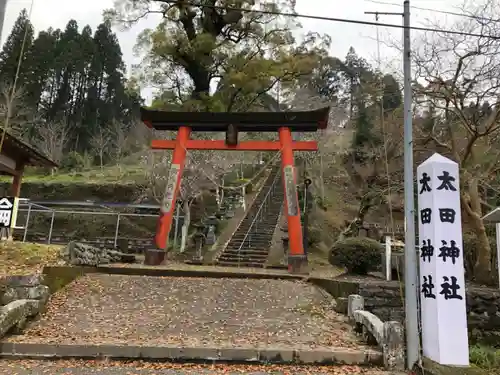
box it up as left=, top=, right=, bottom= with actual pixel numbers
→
left=5, top=274, right=364, bottom=349
left=0, top=359, right=402, bottom=375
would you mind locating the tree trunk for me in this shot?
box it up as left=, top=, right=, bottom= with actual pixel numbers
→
left=339, top=194, right=373, bottom=240
left=461, top=192, right=493, bottom=285
left=180, top=199, right=191, bottom=253
left=473, top=222, right=492, bottom=285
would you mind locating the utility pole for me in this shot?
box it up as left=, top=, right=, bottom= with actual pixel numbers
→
left=365, top=1, right=419, bottom=370
left=0, top=0, right=7, bottom=43
left=402, top=0, right=419, bottom=369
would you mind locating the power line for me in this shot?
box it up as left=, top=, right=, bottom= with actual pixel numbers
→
left=365, top=0, right=500, bottom=23
left=165, top=1, right=500, bottom=40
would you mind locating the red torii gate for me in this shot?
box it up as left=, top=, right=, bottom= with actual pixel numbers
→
left=140, top=107, right=330, bottom=273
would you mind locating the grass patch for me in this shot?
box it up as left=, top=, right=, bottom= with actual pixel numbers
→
left=421, top=345, right=500, bottom=375
left=470, top=345, right=500, bottom=370
left=0, top=165, right=147, bottom=185
left=0, top=241, right=62, bottom=276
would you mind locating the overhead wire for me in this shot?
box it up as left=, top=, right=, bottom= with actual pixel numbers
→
left=365, top=0, right=500, bottom=23
left=163, top=0, right=500, bottom=40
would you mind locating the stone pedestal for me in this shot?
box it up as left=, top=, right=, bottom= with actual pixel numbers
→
left=288, top=255, right=309, bottom=275
left=143, top=249, right=166, bottom=266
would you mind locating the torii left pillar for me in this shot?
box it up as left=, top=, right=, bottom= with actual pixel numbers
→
left=155, top=126, right=190, bottom=249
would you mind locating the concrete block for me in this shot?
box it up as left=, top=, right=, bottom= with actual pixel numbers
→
left=383, top=321, right=405, bottom=370
left=179, top=347, right=219, bottom=360
left=353, top=310, right=384, bottom=345
left=258, top=348, right=294, bottom=362
left=295, top=347, right=381, bottom=365
left=218, top=347, right=259, bottom=361
left=348, top=294, right=364, bottom=320
left=0, top=300, right=41, bottom=338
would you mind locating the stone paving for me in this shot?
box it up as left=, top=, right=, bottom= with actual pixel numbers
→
left=5, top=274, right=364, bottom=349
left=0, top=359, right=401, bottom=375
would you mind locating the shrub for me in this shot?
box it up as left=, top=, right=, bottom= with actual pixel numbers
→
left=305, top=225, right=322, bottom=247
left=61, top=151, right=89, bottom=172
left=469, top=344, right=500, bottom=369
left=329, top=237, right=383, bottom=275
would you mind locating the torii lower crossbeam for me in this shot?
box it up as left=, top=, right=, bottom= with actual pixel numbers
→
left=152, top=139, right=318, bottom=151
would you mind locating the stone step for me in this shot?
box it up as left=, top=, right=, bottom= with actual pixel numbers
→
left=217, top=260, right=265, bottom=268
left=224, top=247, right=270, bottom=253
left=218, top=255, right=269, bottom=263
left=229, top=238, right=272, bottom=245
left=230, top=232, right=275, bottom=238
left=230, top=232, right=275, bottom=239
left=226, top=243, right=272, bottom=249
left=223, top=250, right=269, bottom=256
left=227, top=235, right=272, bottom=241
left=221, top=250, right=269, bottom=256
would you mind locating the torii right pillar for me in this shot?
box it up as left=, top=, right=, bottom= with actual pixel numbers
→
left=279, top=127, right=308, bottom=274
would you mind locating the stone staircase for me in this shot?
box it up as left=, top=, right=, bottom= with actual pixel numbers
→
left=216, top=166, right=284, bottom=268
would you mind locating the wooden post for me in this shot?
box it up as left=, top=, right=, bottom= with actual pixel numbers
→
left=385, top=235, right=392, bottom=281
left=11, top=163, right=24, bottom=197
left=7, top=163, right=24, bottom=240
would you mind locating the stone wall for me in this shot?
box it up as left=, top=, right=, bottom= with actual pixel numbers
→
left=0, top=275, right=50, bottom=338
left=60, top=241, right=137, bottom=266
left=311, top=277, right=500, bottom=346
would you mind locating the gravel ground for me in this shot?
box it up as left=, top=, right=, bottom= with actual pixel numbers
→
left=0, top=359, right=401, bottom=375
left=5, top=274, right=361, bottom=348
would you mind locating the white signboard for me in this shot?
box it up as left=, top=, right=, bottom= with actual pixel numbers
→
left=0, top=197, right=14, bottom=228
left=161, top=164, right=180, bottom=213
left=417, top=153, right=469, bottom=366
left=283, top=165, right=298, bottom=216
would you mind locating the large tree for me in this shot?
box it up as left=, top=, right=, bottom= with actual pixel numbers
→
left=413, top=0, right=500, bottom=285
left=107, top=0, right=329, bottom=111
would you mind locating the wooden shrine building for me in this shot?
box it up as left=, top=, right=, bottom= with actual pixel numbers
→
left=0, top=131, right=58, bottom=197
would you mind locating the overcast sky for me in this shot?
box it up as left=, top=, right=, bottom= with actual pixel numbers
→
left=1, top=0, right=465, bottom=101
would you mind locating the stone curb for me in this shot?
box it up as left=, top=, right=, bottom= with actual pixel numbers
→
left=0, top=342, right=382, bottom=365
left=43, top=266, right=304, bottom=281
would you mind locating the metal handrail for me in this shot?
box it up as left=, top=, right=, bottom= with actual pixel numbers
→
left=236, top=168, right=281, bottom=264
left=13, top=200, right=184, bottom=247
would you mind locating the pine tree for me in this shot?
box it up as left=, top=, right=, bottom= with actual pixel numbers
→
left=24, top=28, right=59, bottom=109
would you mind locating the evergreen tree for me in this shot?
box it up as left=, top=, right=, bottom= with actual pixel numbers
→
left=0, top=9, right=34, bottom=87
left=0, top=13, right=142, bottom=158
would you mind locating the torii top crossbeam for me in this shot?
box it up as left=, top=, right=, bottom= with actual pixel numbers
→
left=140, top=107, right=330, bottom=132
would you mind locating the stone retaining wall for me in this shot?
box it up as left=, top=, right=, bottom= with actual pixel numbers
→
left=0, top=275, right=50, bottom=338
left=311, top=277, right=500, bottom=346
left=61, top=241, right=136, bottom=266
